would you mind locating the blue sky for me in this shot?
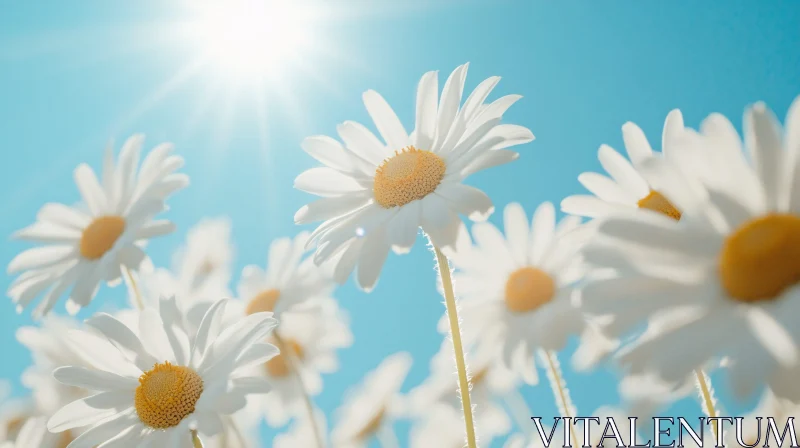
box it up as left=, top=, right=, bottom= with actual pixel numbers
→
left=1, top=0, right=799, bottom=446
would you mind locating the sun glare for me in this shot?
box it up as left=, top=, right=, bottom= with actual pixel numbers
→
left=187, top=0, right=315, bottom=82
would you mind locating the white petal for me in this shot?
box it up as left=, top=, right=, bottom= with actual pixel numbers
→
left=135, top=220, right=175, bottom=240
left=460, top=149, right=520, bottom=178
left=337, top=121, right=388, bottom=167
left=37, top=202, right=91, bottom=230
left=294, top=167, right=365, bottom=197
left=8, top=246, right=76, bottom=273
left=74, top=164, right=108, bottom=215
left=301, top=135, right=360, bottom=173
left=13, top=221, right=81, bottom=243
left=387, top=201, right=421, bottom=254
left=661, top=109, right=685, bottom=157
left=745, top=102, right=783, bottom=210
left=356, top=227, right=390, bottom=292
left=529, top=202, right=556, bottom=265
left=362, top=90, right=409, bottom=150
left=597, top=144, right=650, bottom=198
left=85, top=313, right=157, bottom=372
left=53, top=366, right=137, bottom=391
left=503, top=202, right=529, bottom=266
left=294, top=194, right=371, bottom=225
left=578, top=172, right=637, bottom=204
left=621, top=122, right=654, bottom=166
left=48, top=392, right=130, bottom=432
left=433, top=63, right=469, bottom=151
left=435, top=183, right=494, bottom=221
left=65, top=409, right=138, bottom=448
left=413, top=70, right=439, bottom=150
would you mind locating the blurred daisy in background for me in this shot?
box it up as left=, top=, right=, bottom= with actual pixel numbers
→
left=0, top=382, right=35, bottom=443
left=7, top=135, right=188, bottom=317
left=734, top=388, right=800, bottom=446
left=273, top=410, right=328, bottom=448
left=561, top=110, right=686, bottom=220
left=331, top=352, right=412, bottom=448
left=0, top=417, right=49, bottom=448
left=202, top=401, right=261, bottom=448
left=581, top=96, right=800, bottom=402
left=406, top=338, right=515, bottom=445
left=233, top=232, right=332, bottom=318
left=46, top=298, right=277, bottom=446
left=409, top=404, right=491, bottom=448
left=135, top=217, right=235, bottom=327
left=251, top=297, right=352, bottom=428
left=450, top=202, right=612, bottom=382
left=294, top=62, right=534, bottom=291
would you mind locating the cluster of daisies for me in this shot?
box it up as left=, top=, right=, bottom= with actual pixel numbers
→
left=2, top=62, right=800, bottom=448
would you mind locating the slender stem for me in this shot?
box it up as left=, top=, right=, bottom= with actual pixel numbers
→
left=543, top=351, right=578, bottom=448
left=504, top=389, right=535, bottom=439
left=433, top=246, right=477, bottom=448
left=191, top=429, right=204, bottom=448
left=694, top=369, right=718, bottom=439
left=377, top=424, right=400, bottom=448
left=275, top=334, right=325, bottom=448
left=123, top=266, right=145, bottom=311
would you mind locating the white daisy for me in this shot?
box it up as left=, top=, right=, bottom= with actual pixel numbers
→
left=7, top=135, right=188, bottom=317
left=46, top=298, right=278, bottom=447
left=134, top=217, right=234, bottom=328
left=450, top=202, right=612, bottom=381
left=0, top=383, right=34, bottom=443
left=406, top=338, right=514, bottom=445
left=294, top=63, right=534, bottom=291
left=273, top=409, right=328, bottom=448
left=409, top=404, right=492, bottom=448
left=234, top=232, right=333, bottom=319
left=561, top=110, right=687, bottom=220
left=581, top=96, right=800, bottom=401
left=16, top=316, right=92, bottom=417
left=0, top=417, right=48, bottom=448
left=331, top=352, right=412, bottom=448
left=251, top=297, right=352, bottom=427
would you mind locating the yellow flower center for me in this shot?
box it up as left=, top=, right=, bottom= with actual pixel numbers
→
left=134, top=362, right=204, bottom=429
left=246, top=289, right=281, bottom=315
left=56, top=430, right=75, bottom=448
left=373, top=146, right=446, bottom=208
left=356, top=408, right=386, bottom=440
left=265, top=338, right=305, bottom=378
left=5, top=416, right=26, bottom=440
left=719, top=214, right=800, bottom=302
left=79, top=216, right=126, bottom=260
left=505, top=267, right=556, bottom=313
left=637, top=190, right=682, bottom=220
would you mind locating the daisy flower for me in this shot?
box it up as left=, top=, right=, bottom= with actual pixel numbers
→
left=450, top=202, right=611, bottom=380
left=234, top=232, right=332, bottom=319
left=406, top=338, right=514, bottom=445
left=46, top=298, right=278, bottom=447
left=0, top=417, right=49, bottom=448
left=7, top=135, right=188, bottom=317
left=0, top=383, right=34, bottom=443
left=561, top=110, right=687, bottom=220
left=273, top=410, right=328, bottom=448
left=409, top=404, right=497, bottom=448
left=251, top=297, right=352, bottom=427
left=331, top=352, right=412, bottom=448
left=294, top=62, right=533, bottom=291
left=581, top=96, right=800, bottom=402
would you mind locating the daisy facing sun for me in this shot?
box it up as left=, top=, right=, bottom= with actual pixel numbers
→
left=581, top=96, right=800, bottom=404
left=295, top=62, right=534, bottom=448
left=7, top=135, right=188, bottom=317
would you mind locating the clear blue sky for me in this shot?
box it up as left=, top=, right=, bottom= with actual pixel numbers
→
left=1, top=1, right=799, bottom=446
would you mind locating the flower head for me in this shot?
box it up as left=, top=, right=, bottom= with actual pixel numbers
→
left=294, top=63, right=533, bottom=291
left=7, top=135, right=188, bottom=317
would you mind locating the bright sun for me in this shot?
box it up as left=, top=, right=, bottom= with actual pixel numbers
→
left=186, top=0, right=315, bottom=82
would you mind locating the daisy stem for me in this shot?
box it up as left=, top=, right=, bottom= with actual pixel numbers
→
left=123, top=266, right=145, bottom=311
left=276, top=333, right=325, bottom=448
left=694, top=369, right=718, bottom=439
left=191, top=429, right=204, bottom=448
left=433, top=246, right=478, bottom=448
left=543, top=350, right=578, bottom=448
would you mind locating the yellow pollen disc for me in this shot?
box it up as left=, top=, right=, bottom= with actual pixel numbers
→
left=265, top=338, right=305, bottom=378
left=373, top=146, right=446, bottom=208
left=637, top=190, right=682, bottom=221
left=356, top=408, right=386, bottom=440
left=719, top=214, right=800, bottom=302
left=505, top=267, right=556, bottom=313
left=134, top=362, right=204, bottom=429
left=246, top=289, right=281, bottom=315
left=79, top=216, right=126, bottom=260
